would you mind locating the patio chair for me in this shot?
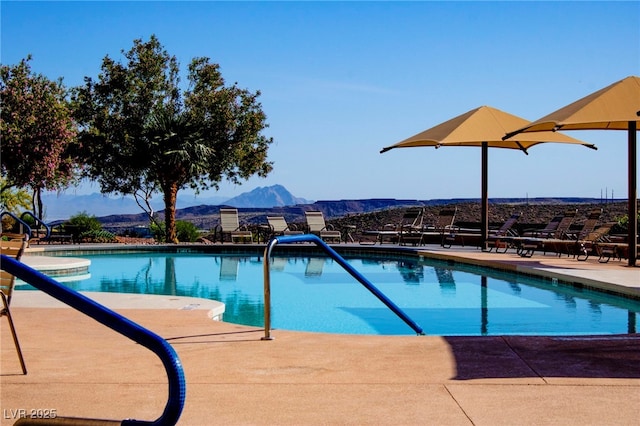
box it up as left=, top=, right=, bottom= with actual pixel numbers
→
left=594, top=240, right=640, bottom=263
left=485, top=212, right=521, bottom=253
left=398, top=207, right=425, bottom=246
left=304, top=211, right=341, bottom=243
left=359, top=222, right=398, bottom=245
left=420, top=207, right=458, bottom=248
left=358, top=207, right=424, bottom=245
left=563, top=209, right=603, bottom=241
left=519, top=213, right=561, bottom=239
left=527, top=209, right=578, bottom=239
left=540, top=209, right=604, bottom=256
left=576, top=222, right=633, bottom=263
left=266, top=216, right=303, bottom=238
left=1, top=237, right=28, bottom=374
left=514, top=209, right=578, bottom=257
left=576, top=222, right=617, bottom=261
left=218, top=208, right=253, bottom=243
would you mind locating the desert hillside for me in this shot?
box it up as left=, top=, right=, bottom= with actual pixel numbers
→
left=115, top=200, right=631, bottom=238
left=328, top=201, right=630, bottom=236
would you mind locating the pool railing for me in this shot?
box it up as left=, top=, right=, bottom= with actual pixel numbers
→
left=262, top=234, right=425, bottom=338
left=20, top=210, right=52, bottom=241
left=0, top=255, right=186, bottom=426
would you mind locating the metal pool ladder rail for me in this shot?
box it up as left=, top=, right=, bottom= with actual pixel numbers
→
left=262, top=234, right=424, bottom=339
left=1, top=255, right=185, bottom=426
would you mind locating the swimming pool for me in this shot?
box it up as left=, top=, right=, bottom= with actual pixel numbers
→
left=27, top=250, right=639, bottom=336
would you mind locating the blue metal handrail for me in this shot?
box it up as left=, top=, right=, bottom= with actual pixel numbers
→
left=20, top=211, right=51, bottom=240
left=0, top=255, right=185, bottom=425
left=262, top=234, right=424, bottom=339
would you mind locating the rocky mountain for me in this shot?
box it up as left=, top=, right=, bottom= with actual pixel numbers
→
left=224, top=184, right=312, bottom=208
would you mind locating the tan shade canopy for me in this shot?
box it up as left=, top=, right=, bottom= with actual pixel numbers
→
left=503, top=75, right=639, bottom=267
left=504, top=76, right=640, bottom=137
left=380, top=105, right=596, bottom=153
left=380, top=105, right=596, bottom=250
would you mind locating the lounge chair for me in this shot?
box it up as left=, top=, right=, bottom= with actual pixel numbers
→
left=513, top=209, right=578, bottom=257
left=447, top=211, right=519, bottom=251
left=485, top=212, right=521, bottom=253
left=594, top=240, right=640, bottom=263
left=398, top=207, right=425, bottom=246
left=304, top=211, right=342, bottom=243
left=420, top=207, right=458, bottom=248
left=585, top=223, right=637, bottom=263
left=535, top=209, right=578, bottom=239
left=518, top=211, right=569, bottom=238
left=359, top=207, right=424, bottom=245
left=218, top=208, right=253, bottom=243
left=266, top=216, right=304, bottom=238
left=359, top=223, right=397, bottom=245
left=563, top=209, right=603, bottom=241
left=540, top=209, right=604, bottom=256
left=1, top=237, right=28, bottom=374
left=575, top=222, right=617, bottom=261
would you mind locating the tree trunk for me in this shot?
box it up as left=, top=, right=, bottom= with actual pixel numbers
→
left=31, top=187, right=44, bottom=220
left=163, top=182, right=179, bottom=243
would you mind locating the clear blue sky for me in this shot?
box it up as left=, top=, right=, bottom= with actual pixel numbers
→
left=2, top=1, right=639, bottom=202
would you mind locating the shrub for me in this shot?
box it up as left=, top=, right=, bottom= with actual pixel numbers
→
left=613, top=213, right=640, bottom=234
left=79, top=229, right=117, bottom=243
left=64, top=212, right=103, bottom=241
left=175, top=220, right=199, bottom=242
left=66, top=212, right=102, bottom=232
left=148, top=220, right=199, bottom=242
left=149, top=221, right=166, bottom=243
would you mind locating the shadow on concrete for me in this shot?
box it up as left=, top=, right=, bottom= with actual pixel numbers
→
left=445, top=334, right=640, bottom=380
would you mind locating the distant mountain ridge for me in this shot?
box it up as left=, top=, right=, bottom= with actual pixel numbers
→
left=41, top=192, right=229, bottom=221
left=42, top=184, right=312, bottom=220
left=42, top=185, right=621, bottom=226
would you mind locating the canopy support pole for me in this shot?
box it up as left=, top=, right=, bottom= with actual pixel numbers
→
left=628, top=121, right=637, bottom=267
left=481, top=142, right=489, bottom=250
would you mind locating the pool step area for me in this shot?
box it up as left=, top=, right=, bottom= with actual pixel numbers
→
left=13, top=255, right=225, bottom=320
left=20, top=254, right=90, bottom=279
left=11, top=290, right=225, bottom=320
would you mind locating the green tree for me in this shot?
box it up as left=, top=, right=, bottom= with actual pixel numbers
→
left=72, top=35, right=273, bottom=243
left=0, top=177, right=31, bottom=213
left=0, top=56, right=79, bottom=220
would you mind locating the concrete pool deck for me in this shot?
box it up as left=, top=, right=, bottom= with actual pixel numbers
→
left=2, top=244, right=639, bottom=425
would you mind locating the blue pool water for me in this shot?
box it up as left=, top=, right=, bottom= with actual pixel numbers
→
left=29, top=251, right=639, bottom=336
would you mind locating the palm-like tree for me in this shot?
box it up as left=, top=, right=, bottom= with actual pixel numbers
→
left=144, top=107, right=213, bottom=243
